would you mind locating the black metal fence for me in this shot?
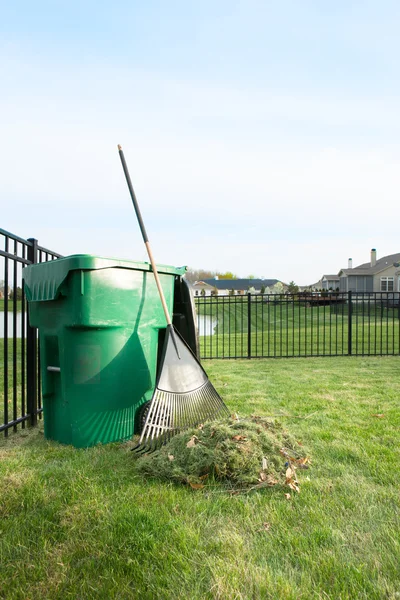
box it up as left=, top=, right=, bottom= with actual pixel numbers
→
left=195, top=292, right=400, bottom=359
left=2, top=227, right=399, bottom=437
left=1, top=228, right=61, bottom=437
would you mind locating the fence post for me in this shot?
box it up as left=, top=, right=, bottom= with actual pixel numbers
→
left=247, top=293, right=251, bottom=358
left=348, top=290, right=352, bottom=356
left=26, top=238, right=38, bottom=426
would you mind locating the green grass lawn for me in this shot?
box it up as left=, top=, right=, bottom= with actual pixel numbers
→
left=0, top=299, right=23, bottom=312
left=1, top=356, right=400, bottom=599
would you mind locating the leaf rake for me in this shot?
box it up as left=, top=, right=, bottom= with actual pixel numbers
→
left=118, top=145, right=229, bottom=452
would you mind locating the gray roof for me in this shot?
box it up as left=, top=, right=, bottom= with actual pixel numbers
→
left=340, top=252, right=400, bottom=276
left=200, top=278, right=280, bottom=290
left=322, top=274, right=340, bottom=280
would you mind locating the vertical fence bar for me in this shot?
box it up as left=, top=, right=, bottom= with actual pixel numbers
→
left=261, top=294, right=265, bottom=357
left=348, top=291, right=352, bottom=356
left=310, top=297, right=313, bottom=356
left=267, top=295, right=271, bottom=357
left=26, top=238, right=38, bottom=426
left=12, top=239, right=18, bottom=430
left=247, top=293, right=251, bottom=358
left=21, top=243, right=27, bottom=426
left=367, top=293, right=371, bottom=355
left=3, top=236, right=9, bottom=436
left=386, top=292, right=389, bottom=355
left=329, top=296, right=332, bottom=356
left=228, top=293, right=231, bottom=358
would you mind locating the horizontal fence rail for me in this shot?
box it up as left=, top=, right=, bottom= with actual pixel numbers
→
left=195, top=292, right=400, bottom=359
left=1, top=228, right=62, bottom=437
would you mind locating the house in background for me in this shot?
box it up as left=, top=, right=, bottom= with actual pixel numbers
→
left=191, top=278, right=286, bottom=297
left=338, top=249, right=400, bottom=293
left=320, top=274, right=340, bottom=291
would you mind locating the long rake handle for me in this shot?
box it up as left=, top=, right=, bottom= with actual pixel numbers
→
left=118, top=145, right=172, bottom=327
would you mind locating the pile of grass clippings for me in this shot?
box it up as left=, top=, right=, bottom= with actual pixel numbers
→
left=134, top=415, right=310, bottom=493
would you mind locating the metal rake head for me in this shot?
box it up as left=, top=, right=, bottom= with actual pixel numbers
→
left=131, top=381, right=230, bottom=453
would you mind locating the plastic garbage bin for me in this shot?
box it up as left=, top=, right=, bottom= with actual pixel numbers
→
left=23, top=254, right=186, bottom=448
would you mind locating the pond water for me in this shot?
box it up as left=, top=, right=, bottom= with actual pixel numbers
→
left=0, top=312, right=27, bottom=338
left=1, top=311, right=218, bottom=339
left=197, top=315, right=217, bottom=336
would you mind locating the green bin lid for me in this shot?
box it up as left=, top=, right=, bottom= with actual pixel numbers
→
left=23, top=254, right=187, bottom=302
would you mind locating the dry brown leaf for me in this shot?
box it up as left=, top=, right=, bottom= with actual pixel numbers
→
left=231, top=413, right=240, bottom=420
left=186, top=435, right=199, bottom=448
left=168, top=454, right=174, bottom=461
left=258, top=471, right=268, bottom=482
left=199, top=473, right=209, bottom=481
left=288, top=481, right=300, bottom=493
left=189, top=482, right=204, bottom=490
left=232, top=435, right=247, bottom=441
left=258, top=522, right=271, bottom=532
left=266, top=475, right=278, bottom=485
left=372, top=413, right=384, bottom=418
left=262, top=457, right=268, bottom=470
left=285, top=466, right=295, bottom=481
left=284, top=493, right=291, bottom=500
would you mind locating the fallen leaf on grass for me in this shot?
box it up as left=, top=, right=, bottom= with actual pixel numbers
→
left=258, top=522, right=271, bottom=532
left=188, top=482, right=204, bottom=490
left=168, top=454, right=174, bottom=461
left=284, top=493, right=291, bottom=500
left=295, top=457, right=310, bottom=469
left=186, top=436, right=199, bottom=448
left=372, top=414, right=385, bottom=418
left=285, top=466, right=300, bottom=493
left=285, top=466, right=295, bottom=480
left=232, top=435, right=247, bottom=441
left=258, top=471, right=278, bottom=485
left=287, top=480, right=300, bottom=493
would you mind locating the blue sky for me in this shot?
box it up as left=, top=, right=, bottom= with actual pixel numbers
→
left=2, top=1, right=400, bottom=284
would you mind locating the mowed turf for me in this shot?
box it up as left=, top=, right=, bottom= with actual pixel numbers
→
left=0, top=356, right=399, bottom=599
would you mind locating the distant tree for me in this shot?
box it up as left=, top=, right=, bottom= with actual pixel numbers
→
left=248, top=274, right=255, bottom=279
left=260, top=285, right=266, bottom=294
left=185, top=268, right=238, bottom=284
left=272, top=282, right=284, bottom=295
left=13, top=287, right=23, bottom=301
left=185, top=269, right=216, bottom=284
left=217, top=271, right=237, bottom=280
left=287, top=281, right=299, bottom=294
left=210, top=287, right=218, bottom=297
left=229, top=289, right=235, bottom=296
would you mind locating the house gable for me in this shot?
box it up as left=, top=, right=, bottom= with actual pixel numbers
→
left=338, top=251, right=400, bottom=293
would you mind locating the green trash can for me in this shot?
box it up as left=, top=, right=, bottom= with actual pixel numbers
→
left=23, top=254, right=187, bottom=448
